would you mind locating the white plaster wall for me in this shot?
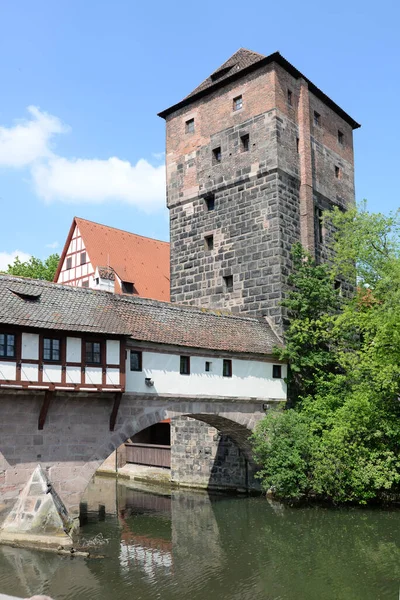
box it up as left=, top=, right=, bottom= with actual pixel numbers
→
left=66, top=366, right=81, bottom=384
left=21, top=333, right=39, bottom=360
left=125, top=350, right=287, bottom=399
left=43, top=364, right=62, bottom=383
left=21, top=364, right=38, bottom=382
left=0, top=361, right=16, bottom=380
left=106, top=368, right=120, bottom=385
left=106, top=340, right=120, bottom=365
left=66, top=337, right=81, bottom=362
left=85, top=367, right=102, bottom=385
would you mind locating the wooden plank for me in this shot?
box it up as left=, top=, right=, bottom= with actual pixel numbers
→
left=125, top=442, right=171, bottom=468
left=38, top=390, right=54, bottom=430
left=109, top=392, right=122, bottom=431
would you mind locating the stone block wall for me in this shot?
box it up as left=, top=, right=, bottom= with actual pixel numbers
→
left=170, top=417, right=258, bottom=491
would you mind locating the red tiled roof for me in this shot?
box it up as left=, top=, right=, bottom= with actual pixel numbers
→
left=56, top=218, right=170, bottom=302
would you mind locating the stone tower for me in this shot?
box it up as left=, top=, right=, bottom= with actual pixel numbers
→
left=159, top=49, right=360, bottom=332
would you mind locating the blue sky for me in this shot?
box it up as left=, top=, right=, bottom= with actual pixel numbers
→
left=0, top=0, right=399, bottom=268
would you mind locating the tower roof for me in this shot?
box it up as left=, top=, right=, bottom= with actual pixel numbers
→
left=158, top=49, right=360, bottom=129
left=185, top=48, right=265, bottom=99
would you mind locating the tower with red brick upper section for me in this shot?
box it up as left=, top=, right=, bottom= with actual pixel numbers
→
left=159, top=49, right=359, bottom=332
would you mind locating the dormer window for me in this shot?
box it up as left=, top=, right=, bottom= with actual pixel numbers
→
left=210, top=66, right=233, bottom=81
left=233, top=95, right=243, bottom=111
left=121, top=281, right=134, bottom=294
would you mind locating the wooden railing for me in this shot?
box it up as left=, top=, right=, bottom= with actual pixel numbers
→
left=125, top=443, right=171, bottom=468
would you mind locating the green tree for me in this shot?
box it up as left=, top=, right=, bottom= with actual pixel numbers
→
left=4, top=254, right=60, bottom=282
left=252, top=205, right=400, bottom=504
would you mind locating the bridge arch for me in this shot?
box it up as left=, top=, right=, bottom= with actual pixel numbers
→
left=69, top=398, right=265, bottom=515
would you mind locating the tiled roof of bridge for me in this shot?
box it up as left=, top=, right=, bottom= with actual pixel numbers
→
left=0, top=276, right=130, bottom=335
left=0, top=275, right=282, bottom=356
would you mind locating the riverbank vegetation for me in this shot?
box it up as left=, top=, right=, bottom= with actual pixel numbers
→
left=252, top=204, right=400, bottom=504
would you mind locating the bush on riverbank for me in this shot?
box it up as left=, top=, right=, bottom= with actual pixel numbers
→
left=252, top=205, right=400, bottom=504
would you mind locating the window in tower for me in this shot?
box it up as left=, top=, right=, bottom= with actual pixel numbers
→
left=204, top=193, right=215, bottom=211
left=213, top=147, right=222, bottom=164
left=335, top=165, right=341, bottom=179
left=204, top=235, right=214, bottom=251
left=314, top=111, right=321, bottom=126
left=241, top=133, right=250, bottom=152
left=338, top=130, right=344, bottom=145
left=223, top=275, right=233, bottom=292
left=287, top=89, right=293, bottom=106
left=185, top=118, right=195, bottom=134
left=315, top=207, right=324, bottom=243
left=233, top=95, right=243, bottom=111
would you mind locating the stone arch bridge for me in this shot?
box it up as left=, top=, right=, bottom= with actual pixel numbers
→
left=0, top=391, right=270, bottom=516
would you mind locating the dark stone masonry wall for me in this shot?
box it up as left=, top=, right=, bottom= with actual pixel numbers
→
left=170, top=417, right=259, bottom=491
left=169, top=165, right=301, bottom=332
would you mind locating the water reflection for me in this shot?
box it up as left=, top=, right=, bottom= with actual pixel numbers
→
left=0, top=476, right=398, bottom=600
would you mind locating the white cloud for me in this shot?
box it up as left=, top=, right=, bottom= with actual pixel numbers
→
left=46, top=241, right=59, bottom=249
left=0, top=250, right=31, bottom=271
left=0, top=106, right=166, bottom=212
left=0, top=106, right=68, bottom=168
left=32, top=156, right=166, bottom=211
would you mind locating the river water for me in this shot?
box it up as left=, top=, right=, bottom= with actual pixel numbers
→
left=0, top=476, right=399, bottom=600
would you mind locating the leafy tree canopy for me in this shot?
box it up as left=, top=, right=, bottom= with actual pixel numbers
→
left=4, top=254, right=60, bottom=282
left=252, top=204, right=400, bottom=505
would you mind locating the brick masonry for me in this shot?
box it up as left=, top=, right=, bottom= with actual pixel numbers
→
left=163, top=60, right=357, bottom=334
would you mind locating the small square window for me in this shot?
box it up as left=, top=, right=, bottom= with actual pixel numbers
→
left=223, top=359, right=232, bottom=377
left=338, top=130, right=344, bottom=145
left=213, top=147, right=222, bottom=164
left=241, top=133, right=250, bottom=152
left=205, top=361, right=212, bottom=372
left=335, top=165, right=341, bottom=179
left=43, top=337, right=60, bottom=362
left=223, top=275, right=233, bottom=292
left=287, top=89, right=292, bottom=106
left=180, top=356, right=190, bottom=375
left=0, top=333, right=16, bottom=358
left=204, top=235, right=214, bottom=251
left=314, top=111, right=321, bottom=126
left=233, top=95, right=243, bottom=111
left=130, top=351, right=142, bottom=372
left=185, top=118, right=195, bottom=134
left=272, top=365, right=282, bottom=379
left=80, top=251, right=86, bottom=265
left=85, top=341, right=101, bottom=364
left=81, top=280, right=89, bottom=288
left=204, top=193, right=215, bottom=211
left=66, top=257, right=72, bottom=270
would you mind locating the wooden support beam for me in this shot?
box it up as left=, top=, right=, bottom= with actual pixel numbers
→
left=38, top=390, right=55, bottom=430
left=109, top=392, right=122, bottom=431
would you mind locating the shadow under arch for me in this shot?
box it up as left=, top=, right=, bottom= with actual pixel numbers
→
left=73, top=400, right=262, bottom=516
